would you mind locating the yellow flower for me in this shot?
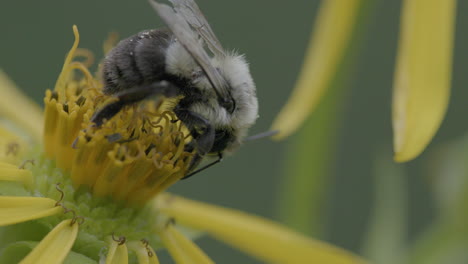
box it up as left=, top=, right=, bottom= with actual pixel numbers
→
left=271, top=0, right=457, bottom=162
left=0, top=26, right=367, bottom=263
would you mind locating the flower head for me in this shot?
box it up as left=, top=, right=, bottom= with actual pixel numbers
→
left=0, top=26, right=367, bottom=263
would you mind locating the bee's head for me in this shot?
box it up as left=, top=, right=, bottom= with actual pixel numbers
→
left=165, top=41, right=258, bottom=142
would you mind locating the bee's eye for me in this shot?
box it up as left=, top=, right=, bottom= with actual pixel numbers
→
left=221, top=97, right=235, bottom=114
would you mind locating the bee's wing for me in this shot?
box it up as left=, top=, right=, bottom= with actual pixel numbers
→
left=150, top=0, right=230, bottom=100
left=169, top=0, right=225, bottom=56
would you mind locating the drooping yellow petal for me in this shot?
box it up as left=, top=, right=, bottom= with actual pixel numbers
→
left=158, top=231, right=191, bottom=264
left=392, top=0, right=457, bottom=162
left=271, top=0, right=362, bottom=140
left=155, top=194, right=367, bottom=264
left=159, top=222, right=214, bottom=264
left=128, top=241, right=160, bottom=264
left=20, top=219, right=79, bottom=264
left=106, top=237, right=129, bottom=264
left=0, top=196, right=63, bottom=226
left=0, top=70, right=43, bottom=142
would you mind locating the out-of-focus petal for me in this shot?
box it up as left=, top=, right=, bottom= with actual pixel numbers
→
left=0, top=196, right=62, bottom=226
left=271, top=0, right=362, bottom=140
left=19, top=219, right=79, bottom=264
left=105, top=237, right=129, bottom=264
left=392, top=0, right=457, bottom=162
left=159, top=222, right=214, bottom=264
left=0, top=70, right=43, bottom=142
left=103, top=32, right=120, bottom=55
left=0, top=163, right=33, bottom=187
left=0, top=126, right=27, bottom=164
left=155, top=194, right=367, bottom=264
left=128, top=240, right=160, bottom=264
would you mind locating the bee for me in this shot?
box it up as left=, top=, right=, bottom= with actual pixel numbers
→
left=91, top=0, right=259, bottom=178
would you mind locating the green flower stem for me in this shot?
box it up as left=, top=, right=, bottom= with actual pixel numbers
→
left=275, top=0, right=376, bottom=236
left=361, top=153, right=407, bottom=264
left=275, top=72, right=342, bottom=236
left=408, top=135, right=468, bottom=264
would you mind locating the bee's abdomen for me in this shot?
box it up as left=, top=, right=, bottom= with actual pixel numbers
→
left=102, top=28, right=174, bottom=95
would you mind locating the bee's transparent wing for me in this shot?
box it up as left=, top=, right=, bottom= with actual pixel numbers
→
left=150, top=0, right=230, bottom=99
left=169, top=0, right=225, bottom=56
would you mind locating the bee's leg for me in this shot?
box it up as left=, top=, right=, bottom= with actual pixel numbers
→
left=91, top=81, right=179, bottom=127
left=90, top=100, right=126, bottom=127
left=182, top=152, right=223, bottom=180
left=173, top=108, right=216, bottom=177
left=174, top=108, right=215, bottom=156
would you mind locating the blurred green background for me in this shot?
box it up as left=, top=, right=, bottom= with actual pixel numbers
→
left=2, top=0, right=468, bottom=263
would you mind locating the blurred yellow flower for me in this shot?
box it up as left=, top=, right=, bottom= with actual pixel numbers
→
left=271, top=0, right=457, bottom=162
left=0, top=26, right=367, bottom=263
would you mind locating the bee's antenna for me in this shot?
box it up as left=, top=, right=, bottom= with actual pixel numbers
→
left=182, top=152, right=223, bottom=180
left=244, top=130, right=279, bottom=142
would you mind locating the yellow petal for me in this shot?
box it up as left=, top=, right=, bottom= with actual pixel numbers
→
left=0, top=70, right=43, bottom=142
left=0, top=196, right=62, bottom=226
left=392, top=0, right=456, bottom=162
left=20, top=219, right=79, bottom=264
left=158, top=232, right=191, bottom=264
left=127, top=241, right=160, bottom=264
left=155, top=194, right=367, bottom=264
left=106, top=237, right=129, bottom=264
left=0, top=165, right=33, bottom=187
left=159, top=222, right=214, bottom=264
left=0, top=162, right=17, bottom=169
left=271, top=0, right=362, bottom=140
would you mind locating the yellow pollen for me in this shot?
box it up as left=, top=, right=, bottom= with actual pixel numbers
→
left=43, top=26, right=193, bottom=206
